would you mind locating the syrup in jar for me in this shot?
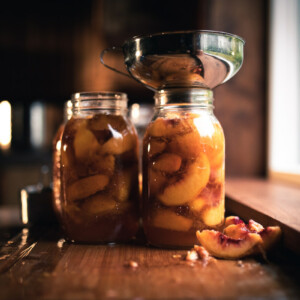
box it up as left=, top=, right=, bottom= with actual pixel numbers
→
left=60, top=92, right=139, bottom=243
left=143, top=89, right=225, bottom=248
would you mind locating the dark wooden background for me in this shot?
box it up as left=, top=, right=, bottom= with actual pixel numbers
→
left=0, top=0, right=268, bottom=204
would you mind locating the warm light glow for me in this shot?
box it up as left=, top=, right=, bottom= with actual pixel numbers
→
left=193, top=116, right=214, bottom=138
left=0, top=100, right=12, bottom=150
left=21, top=189, right=29, bottom=225
left=131, top=103, right=140, bottom=122
left=20, top=228, right=29, bottom=246
left=66, top=100, right=72, bottom=120
left=30, top=102, right=44, bottom=149
left=56, top=140, right=62, bottom=151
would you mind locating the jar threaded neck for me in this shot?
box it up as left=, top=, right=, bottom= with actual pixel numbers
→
left=154, top=88, right=214, bottom=108
left=71, top=92, right=128, bottom=112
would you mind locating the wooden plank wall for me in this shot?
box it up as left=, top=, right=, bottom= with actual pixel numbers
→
left=199, top=0, right=268, bottom=176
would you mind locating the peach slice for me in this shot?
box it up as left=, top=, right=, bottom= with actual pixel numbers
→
left=67, top=174, right=109, bottom=202
left=260, top=226, right=282, bottom=251
left=196, top=230, right=262, bottom=259
left=149, top=168, right=168, bottom=195
left=94, top=154, right=115, bottom=176
left=101, top=131, right=135, bottom=155
left=202, top=200, right=225, bottom=227
left=148, top=139, right=167, bottom=157
left=224, top=217, right=282, bottom=252
left=223, top=223, right=249, bottom=239
left=152, top=210, right=193, bottom=231
left=168, top=131, right=202, bottom=159
left=158, top=155, right=210, bottom=206
left=111, top=168, right=138, bottom=202
left=82, top=194, right=116, bottom=215
left=209, top=165, right=225, bottom=184
left=63, top=203, right=83, bottom=224
left=74, top=128, right=101, bottom=160
left=61, top=143, right=74, bottom=169
left=152, top=153, right=182, bottom=173
left=147, top=118, right=193, bottom=137
left=248, top=219, right=264, bottom=232
left=208, top=149, right=224, bottom=169
left=89, top=114, right=127, bottom=132
left=199, top=123, right=225, bottom=168
left=189, top=196, right=206, bottom=215
left=224, top=216, right=245, bottom=227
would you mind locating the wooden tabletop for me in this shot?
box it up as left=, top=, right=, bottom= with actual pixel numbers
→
left=0, top=178, right=300, bottom=300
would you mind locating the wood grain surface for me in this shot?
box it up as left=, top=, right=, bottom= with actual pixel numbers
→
left=1, top=178, right=300, bottom=300
left=0, top=228, right=299, bottom=300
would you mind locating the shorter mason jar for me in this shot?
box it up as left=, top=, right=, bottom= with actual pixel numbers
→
left=142, top=89, right=225, bottom=248
left=60, top=92, right=139, bottom=243
left=52, top=100, right=72, bottom=221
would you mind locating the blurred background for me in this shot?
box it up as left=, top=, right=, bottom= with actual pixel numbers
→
left=0, top=0, right=299, bottom=206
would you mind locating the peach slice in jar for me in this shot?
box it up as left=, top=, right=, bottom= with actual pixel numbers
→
left=101, top=130, right=136, bottom=155
left=148, top=168, right=168, bottom=195
left=147, top=117, right=193, bottom=138
left=168, top=130, right=203, bottom=159
left=152, top=153, right=182, bottom=173
left=189, top=195, right=206, bottom=215
left=158, top=154, right=210, bottom=206
left=94, top=154, right=115, bottom=176
left=148, top=139, right=167, bottom=157
left=81, top=193, right=117, bottom=215
left=111, top=167, right=138, bottom=203
left=152, top=209, right=193, bottom=232
left=74, top=127, right=101, bottom=160
left=202, top=122, right=225, bottom=169
left=88, top=114, right=128, bottom=132
left=67, top=174, right=109, bottom=202
left=201, top=198, right=225, bottom=227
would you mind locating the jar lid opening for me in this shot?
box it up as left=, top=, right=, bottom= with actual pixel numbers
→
left=71, top=91, right=128, bottom=111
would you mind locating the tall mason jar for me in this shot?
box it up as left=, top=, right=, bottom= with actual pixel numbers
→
left=60, top=92, right=139, bottom=243
left=142, top=89, right=225, bottom=248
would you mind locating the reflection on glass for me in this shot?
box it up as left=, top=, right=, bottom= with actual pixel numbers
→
left=30, top=102, right=44, bottom=149
left=20, top=189, right=29, bottom=225
left=0, top=100, right=12, bottom=151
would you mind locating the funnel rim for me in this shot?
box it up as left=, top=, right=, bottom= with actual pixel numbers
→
left=125, top=30, right=245, bottom=45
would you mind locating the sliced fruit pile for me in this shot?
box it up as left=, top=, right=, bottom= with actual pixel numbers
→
left=143, top=112, right=225, bottom=243
left=196, top=216, right=282, bottom=259
left=60, top=114, right=139, bottom=232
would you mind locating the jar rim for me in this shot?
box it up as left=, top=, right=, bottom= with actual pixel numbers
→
left=72, top=91, right=128, bottom=101
left=71, top=91, right=128, bottom=111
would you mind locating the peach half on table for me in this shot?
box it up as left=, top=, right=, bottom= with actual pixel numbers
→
left=196, top=216, right=282, bottom=259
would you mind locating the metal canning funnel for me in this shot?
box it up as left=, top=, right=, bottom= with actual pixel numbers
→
left=101, top=30, right=245, bottom=91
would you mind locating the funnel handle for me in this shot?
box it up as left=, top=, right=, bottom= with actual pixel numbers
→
left=100, top=47, right=131, bottom=78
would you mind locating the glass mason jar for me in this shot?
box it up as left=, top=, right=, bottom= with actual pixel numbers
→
left=52, top=101, right=72, bottom=221
left=60, top=92, right=140, bottom=243
left=142, top=89, right=225, bottom=248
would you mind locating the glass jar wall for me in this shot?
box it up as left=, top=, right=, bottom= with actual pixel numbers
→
left=60, top=92, right=139, bottom=243
left=142, top=89, right=225, bottom=248
left=52, top=100, right=72, bottom=221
